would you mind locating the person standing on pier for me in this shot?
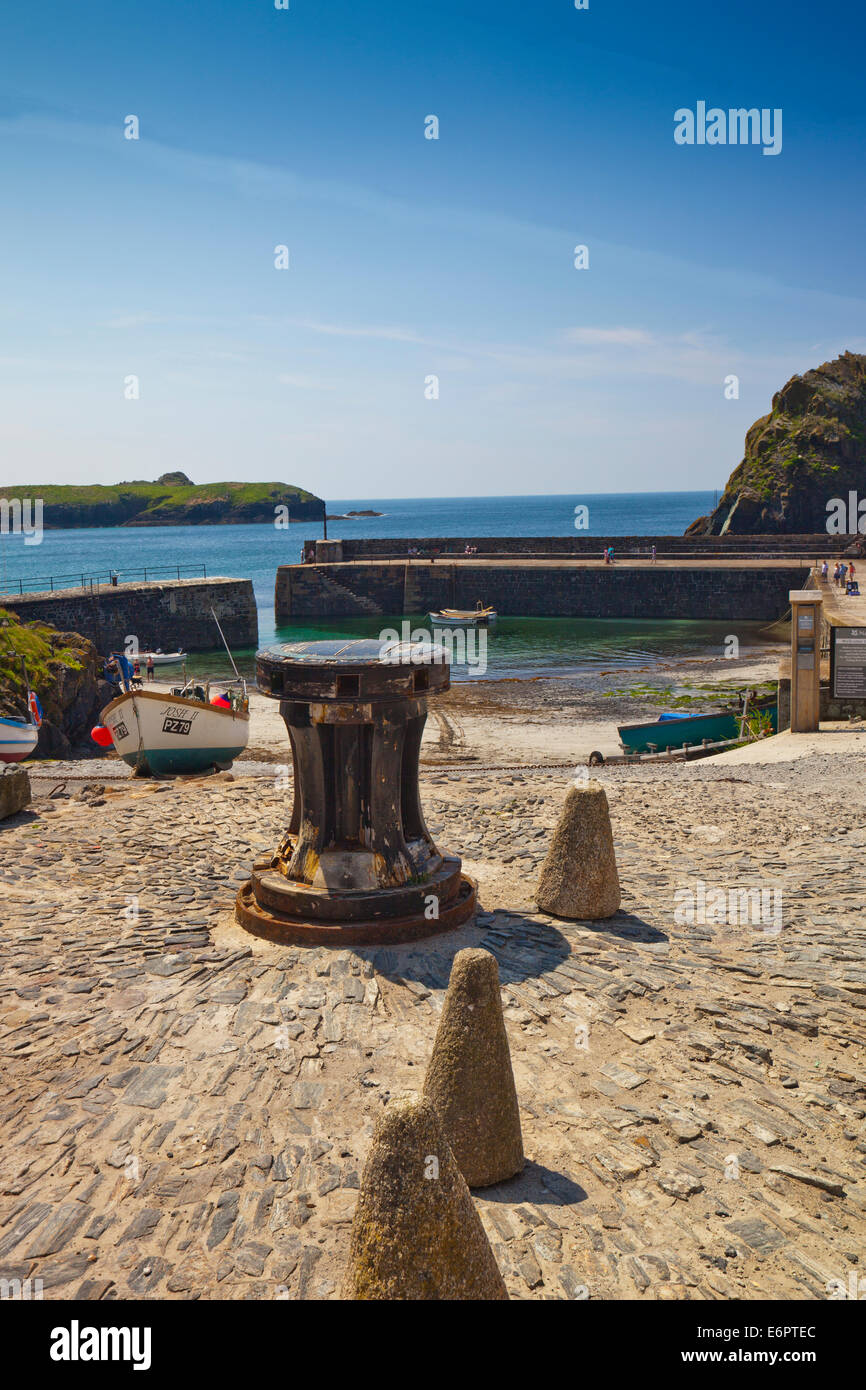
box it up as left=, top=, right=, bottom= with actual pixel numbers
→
left=651, top=545, right=657, bottom=564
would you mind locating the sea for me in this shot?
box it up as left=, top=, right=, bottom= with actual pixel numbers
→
left=0, top=490, right=769, bottom=681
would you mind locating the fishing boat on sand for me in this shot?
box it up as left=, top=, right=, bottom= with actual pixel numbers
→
left=428, top=604, right=497, bottom=627
left=99, top=681, right=249, bottom=775
left=94, top=610, right=249, bottom=775
left=617, top=695, right=777, bottom=756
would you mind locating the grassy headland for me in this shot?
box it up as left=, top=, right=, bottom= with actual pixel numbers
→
left=0, top=475, right=324, bottom=528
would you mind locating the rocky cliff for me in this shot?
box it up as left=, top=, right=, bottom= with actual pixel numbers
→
left=687, top=351, right=866, bottom=535
left=0, top=609, right=114, bottom=758
left=0, top=477, right=324, bottom=529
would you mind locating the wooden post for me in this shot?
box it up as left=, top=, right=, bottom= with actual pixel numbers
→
left=789, top=590, right=822, bottom=733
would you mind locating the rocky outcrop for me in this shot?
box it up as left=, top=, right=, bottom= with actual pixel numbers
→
left=688, top=352, right=866, bottom=535
left=0, top=610, right=114, bottom=758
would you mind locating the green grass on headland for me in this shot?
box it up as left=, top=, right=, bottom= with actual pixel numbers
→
left=0, top=478, right=323, bottom=528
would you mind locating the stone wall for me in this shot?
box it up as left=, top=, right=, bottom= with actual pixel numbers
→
left=777, top=677, right=866, bottom=727
left=5, top=577, right=258, bottom=653
left=277, top=562, right=809, bottom=622
left=319, top=534, right=841, bottom=562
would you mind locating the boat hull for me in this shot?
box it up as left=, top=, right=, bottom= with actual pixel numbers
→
left=0, top=717, right=39, bottom=764
left=428, top=611, right=497, bottom=627
left=101, top=690, right=249, bottom=775
left=618, top=703, right=777, bottom=755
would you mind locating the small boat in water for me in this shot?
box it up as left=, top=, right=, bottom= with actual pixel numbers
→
left=135, top=650, right=186, bottom=666
left=617, top=695, right=777, bottom=756
left=428, top=605, right=497, bottom=627
left=100, top=681, right=250, bottom=775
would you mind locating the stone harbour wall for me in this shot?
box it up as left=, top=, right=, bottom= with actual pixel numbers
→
left=4, top=577, right=258, bottom=654
left=322, top=534, right=841, bottom=562
left=276, top=562, right=809, bottom=622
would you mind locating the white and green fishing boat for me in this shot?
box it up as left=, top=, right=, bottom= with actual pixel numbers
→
left=100, top=682, right=249, bottom=775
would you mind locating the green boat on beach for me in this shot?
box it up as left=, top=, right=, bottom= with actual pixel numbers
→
left=617, top=699, right=778, bottom=755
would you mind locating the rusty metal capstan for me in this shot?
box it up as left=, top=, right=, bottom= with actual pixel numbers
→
left=235, top=638, right=476, bottom=945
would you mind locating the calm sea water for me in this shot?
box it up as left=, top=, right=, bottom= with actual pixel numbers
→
left=0, top=490, right=760, bottom=679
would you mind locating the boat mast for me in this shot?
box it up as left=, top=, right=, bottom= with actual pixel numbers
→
left=210, top=606, right=241, bottom=680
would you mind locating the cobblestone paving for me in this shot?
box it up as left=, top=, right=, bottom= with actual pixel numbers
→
left=1, top=766, right=864, bottom=1300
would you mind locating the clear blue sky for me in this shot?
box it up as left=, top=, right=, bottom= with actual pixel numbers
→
left=2, top=0, right=864, bottom=498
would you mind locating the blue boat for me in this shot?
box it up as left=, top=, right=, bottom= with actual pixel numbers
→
left=617, top=699, right=777, bottom=755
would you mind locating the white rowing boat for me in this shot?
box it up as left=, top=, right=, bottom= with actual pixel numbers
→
left=428, top=606, right=498, bottom=627
left=133, top=650, right=186, bottom=666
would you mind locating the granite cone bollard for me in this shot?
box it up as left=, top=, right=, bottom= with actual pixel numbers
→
left=342, top=1095, right=508, bottom=1300
left=0, top=767, right=31, bottom=820
left=422, top=948, right=524, bottom=1188
left=535, top=780, right=621, bottom=919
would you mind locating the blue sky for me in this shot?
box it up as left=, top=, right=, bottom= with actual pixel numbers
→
left=1, top=0, right=864, bottom=498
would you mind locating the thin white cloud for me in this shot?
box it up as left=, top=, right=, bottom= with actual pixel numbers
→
left=101, top=312, right=180, bottom=329
left=277, top=372, right=335, bottom=390
left=4, top=113, right=864, bottom=316
left=294, top=320, right=430, bottom=345
left=567, top=327, right=655, bottom=347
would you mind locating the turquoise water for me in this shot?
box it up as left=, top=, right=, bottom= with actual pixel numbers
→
left=0, top=490, right=752, bottom=678
left=266, top=613, right=769, bottom=682
left=88, top=614, right=771, bottom=686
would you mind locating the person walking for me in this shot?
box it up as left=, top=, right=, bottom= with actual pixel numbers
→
left=651, top=544, right=657, bottom=565
left=821, top=560, right=829, bottom=580
left=146, top=655, right=155, bottom=682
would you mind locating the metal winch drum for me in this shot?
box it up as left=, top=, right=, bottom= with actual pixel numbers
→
left=235, top=639, right=476, bottom=945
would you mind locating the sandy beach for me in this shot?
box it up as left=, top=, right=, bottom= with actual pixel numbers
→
left=39, top=644, right=787, bottom=780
